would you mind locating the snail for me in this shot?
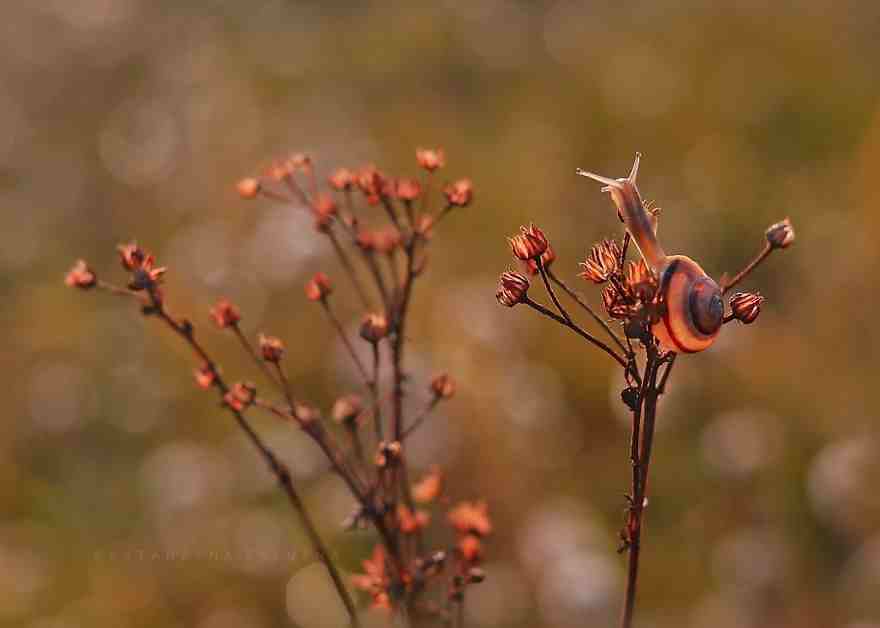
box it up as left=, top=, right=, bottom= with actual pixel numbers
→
left=577, top=154, right=723, bottom=353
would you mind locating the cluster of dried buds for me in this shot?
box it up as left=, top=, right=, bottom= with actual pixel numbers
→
left=67, top=149, right=486, bottom=625
left=495, top=154, right=795, bottom=628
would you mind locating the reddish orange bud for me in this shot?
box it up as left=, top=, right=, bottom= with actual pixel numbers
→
left=117, top=242, right=146, bottom=271
left=373, top=226, right=401, bottom=255
left=458, top=534, right=482, bottom=562
left=766, top=217, right=795, bottom=249
left=443, top=179, right=473, bottom=207
left=496, top=271, right=530, bottom=307
left=360, top=313, right=389, bottom=343
left=65, top=259, right=97, bottom=289
left=193, top=363, right=215, bottom=389
left=118, top=244, right=165, bottom=291
left=224, top=382, right=256, bottom=412
left=267, top=161, right=292, bottom=182
left=448, top=500, right=492, bottom=537
left=579, top=239, right=621, bottom=283
left=396, top=178, right=422, bottom=201
left=328, top=168, right=355, bottom=190
left=332, top=394, right=363, bottom=425
left=412, top=466, right=443, bottom=503
left=525, top=245, right=556, bottom=275
left=508, top=224, right=549, bottom=261
left=415, top=214, right=435, bottom=239
left=258, top=333, right=285, bottom=362
left=729, top=292, right=764, bottom=324
left=305, top=272, right=332, bottom=302
left=398, top=505, right=431, bottom=534
left=430, top=373, right=456, bottom=399
left=374, top=440, right=401, bottom=468
left=416, top=148, right=445, bottom=172
left=357, top=166, right=385, bottom=202
left=312, top=193, right=338, bottom=219
left=236, top=177, right=261, bottom=199
left=355, top=229, right=376, bottom=252
left=210, top=298, right=241, bottom=328
left=602, top=285, right=632, bottom=320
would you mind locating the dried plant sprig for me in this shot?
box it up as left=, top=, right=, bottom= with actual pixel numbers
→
left=68, top=148, right=490, bottom=627
left=498, top=153, right=794, bottom=628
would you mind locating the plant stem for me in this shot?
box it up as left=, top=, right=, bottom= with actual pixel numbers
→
left=547, top=269, right=628, bottom=355
left=722, top=242, right=773, bottom=294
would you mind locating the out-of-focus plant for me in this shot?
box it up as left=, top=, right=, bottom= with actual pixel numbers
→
left=67, top=150, right=487, bottom=627
left=496, top=153, right=795, bottom=628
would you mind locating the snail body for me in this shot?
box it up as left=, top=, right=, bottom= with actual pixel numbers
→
left=577, top=154, right=723, bottom=353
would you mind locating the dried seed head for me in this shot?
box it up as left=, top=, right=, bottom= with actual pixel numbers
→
left=625, top=259, right=657, bottom=302
left=602, top=285, right=634, bottom=320
left=458, top=534, right=482, bottom=562
left=313, top=193, right=338, bottom=219
left=430, top=373, right=456, bottom=399
left=65, top=259, right=97, bottom=289
left=508, top=224, right=549, bottom=260
left=210, top=298, right=241, bottom=328
left=373, top=226, right=402, bottom=255
left=117, top=242, right=146, bottom=271
left=224, top=381, right=256, bottom=412
left=448, top=500, right=492, bottom=536
left=396, top=178, right=422, bottom=202
left=729, top=292, right=764, bottom=324
left=765, top=218, right=795, bottom=249
left=412, top=466, right=443, bottom=503
left=258, top=333, right=285, bottom=362
left=355, top=229, right=376, bottom=252
left=236, top=177, right=261, bottom=199
left=332, top=394, right=363, bottom=425
left=496, top=271, right=530, bottom=307
left=357, top=166, right=385, bottom=203
left=416, top=147, right=445, bottom=172
left=328, top=167, right=355, bottom=190
left=193, top=363, right=215, bottom=389
left=579, top=239, right=621, bottom=284
left=360, top=313, right=389, bottom=343
left=398, top=505, right=431, bottom=534
left=525, top=245, right=556, bottom=275
left=305, top=272, right=332, bottom=302
left=444, top=179, right=473, bottom=207
left=374, top=440, right=402, bottom=468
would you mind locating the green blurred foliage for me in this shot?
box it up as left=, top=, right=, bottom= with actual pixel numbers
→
left=3, top=1, right=880, bottom=627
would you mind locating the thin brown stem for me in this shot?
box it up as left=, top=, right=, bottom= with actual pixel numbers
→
left=722, top=242, right=773, bottom=295
left=547, top=270, right=628, bottom=355
left=523, top=297, right=629, bottom=369
left=370, top=343, right=384, bottom=443
left=536, top=258, right=571, bottom=324
left=401, top=397, right=440, bottom=439
left=273, top=361, right=297, bottom=411
left=327, top=228, right=373, bottom=310
left=321, top=301, right=370, bottom=382
left=231, top=324, right=282, bottom=391
left=140, top=291, right=359, bottom=626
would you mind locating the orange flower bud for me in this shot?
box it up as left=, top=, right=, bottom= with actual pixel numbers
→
left=416, top=147, right=445, bottom=172
left=729, top=292, right=764, bottom=324
left=210, top=298, right=241, bottom=328
left=305, top=272, right=332, bottom=302
left=443, top=178, right=473, bottom=207
left=236, top=177, right=261, bottom=199
left=258, top=333, right=285, bottom=362
left=430, top=373, right=456, bottom=399
left=332, top=394, right=363, bottom=425
left=396, top=178, right=422, bottom=201
left=65, top=259, right=97, bottom=289
left=360, top=313, right=389, bottom=343
left=328, top=168, right=355, bottom=190
left=508, top=224, right=549, bottom=261
left=193, top=363, right=215, bottom=389
left=496, top=271, right=529, bottom=307
left=765, top=217, right=795, bottom=249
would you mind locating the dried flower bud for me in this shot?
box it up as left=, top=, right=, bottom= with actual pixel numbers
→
left=765, top=218, right=795, bottom=249
left=508, top=224, right=549, bottom=261
left=398, top=505, right=431, bottom=534
left=258, top=333, right=285, bottom=362
left=396, top=178, right=422, bottom=202
left=602, top=285, right=633, bottom=320
left=313, top=193, right=338, bottom=219
left=458, top=534, right=482, bottom=562
left=224, top=382, right=256, bottom=412
left=305, top=272, right=332, bottom=302
left=210, top=298, right=241, bottom=328
left=496, top=271, right=530, bottom=307
left=236, top=177, right=261, bottom=199
left=267, top=161, right=292, bottom=182
left=117, top=242, right=146, bottom=271
left=373, top=227, right=402, bottom=255
left=525, top=245, right=556, bottom=275
left=430, top=373, right=456, bottom=399
left=579, top=239, right=621, bottom=283
left=332, top=394, right=363, bottom=425
left=729, top=292, right=764, bottom=324
left=625, top=259, right=657, bottom=302
left=194, top=363, right=215, bottom=389
left=360, top=313, right=389, bottom=343
left=355, top=229, right=376, bottom=252
left=328, top=168, right=355, bottom=190
left=357, top=166, right=385, bottom=203
left=412, top=466, right=443, bottom=503
left=443, top=179, right=473, bottom=207
left=416, top=147, right=445, bottom=172
left=65, top=259, right=97, bottom=289
left=448, top=500, right=492, bottom=537
left=374, top=440, right=402, bottom=468
left=415, top=214, right=435, bottom=239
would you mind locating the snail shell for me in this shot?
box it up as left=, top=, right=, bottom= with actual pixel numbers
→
left=578, top=154, right=723, bottom=353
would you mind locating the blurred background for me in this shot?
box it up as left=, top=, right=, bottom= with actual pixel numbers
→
left=3, top=1, right=880, bottom=626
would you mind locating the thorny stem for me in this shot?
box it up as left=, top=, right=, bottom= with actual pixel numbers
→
left=141, top=290, right=360, bottom=627
left=523, top=297, right=629, bottom=370
left=722, top=242, right=773, bottom=295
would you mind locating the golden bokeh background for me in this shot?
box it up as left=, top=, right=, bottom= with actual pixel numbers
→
left=4, top=1, right=880, bottom=627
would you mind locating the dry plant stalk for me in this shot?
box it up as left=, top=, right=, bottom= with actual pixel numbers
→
left=496, top=153, right=795, bottom=628
left=67, top=149, right=489, bottom=627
